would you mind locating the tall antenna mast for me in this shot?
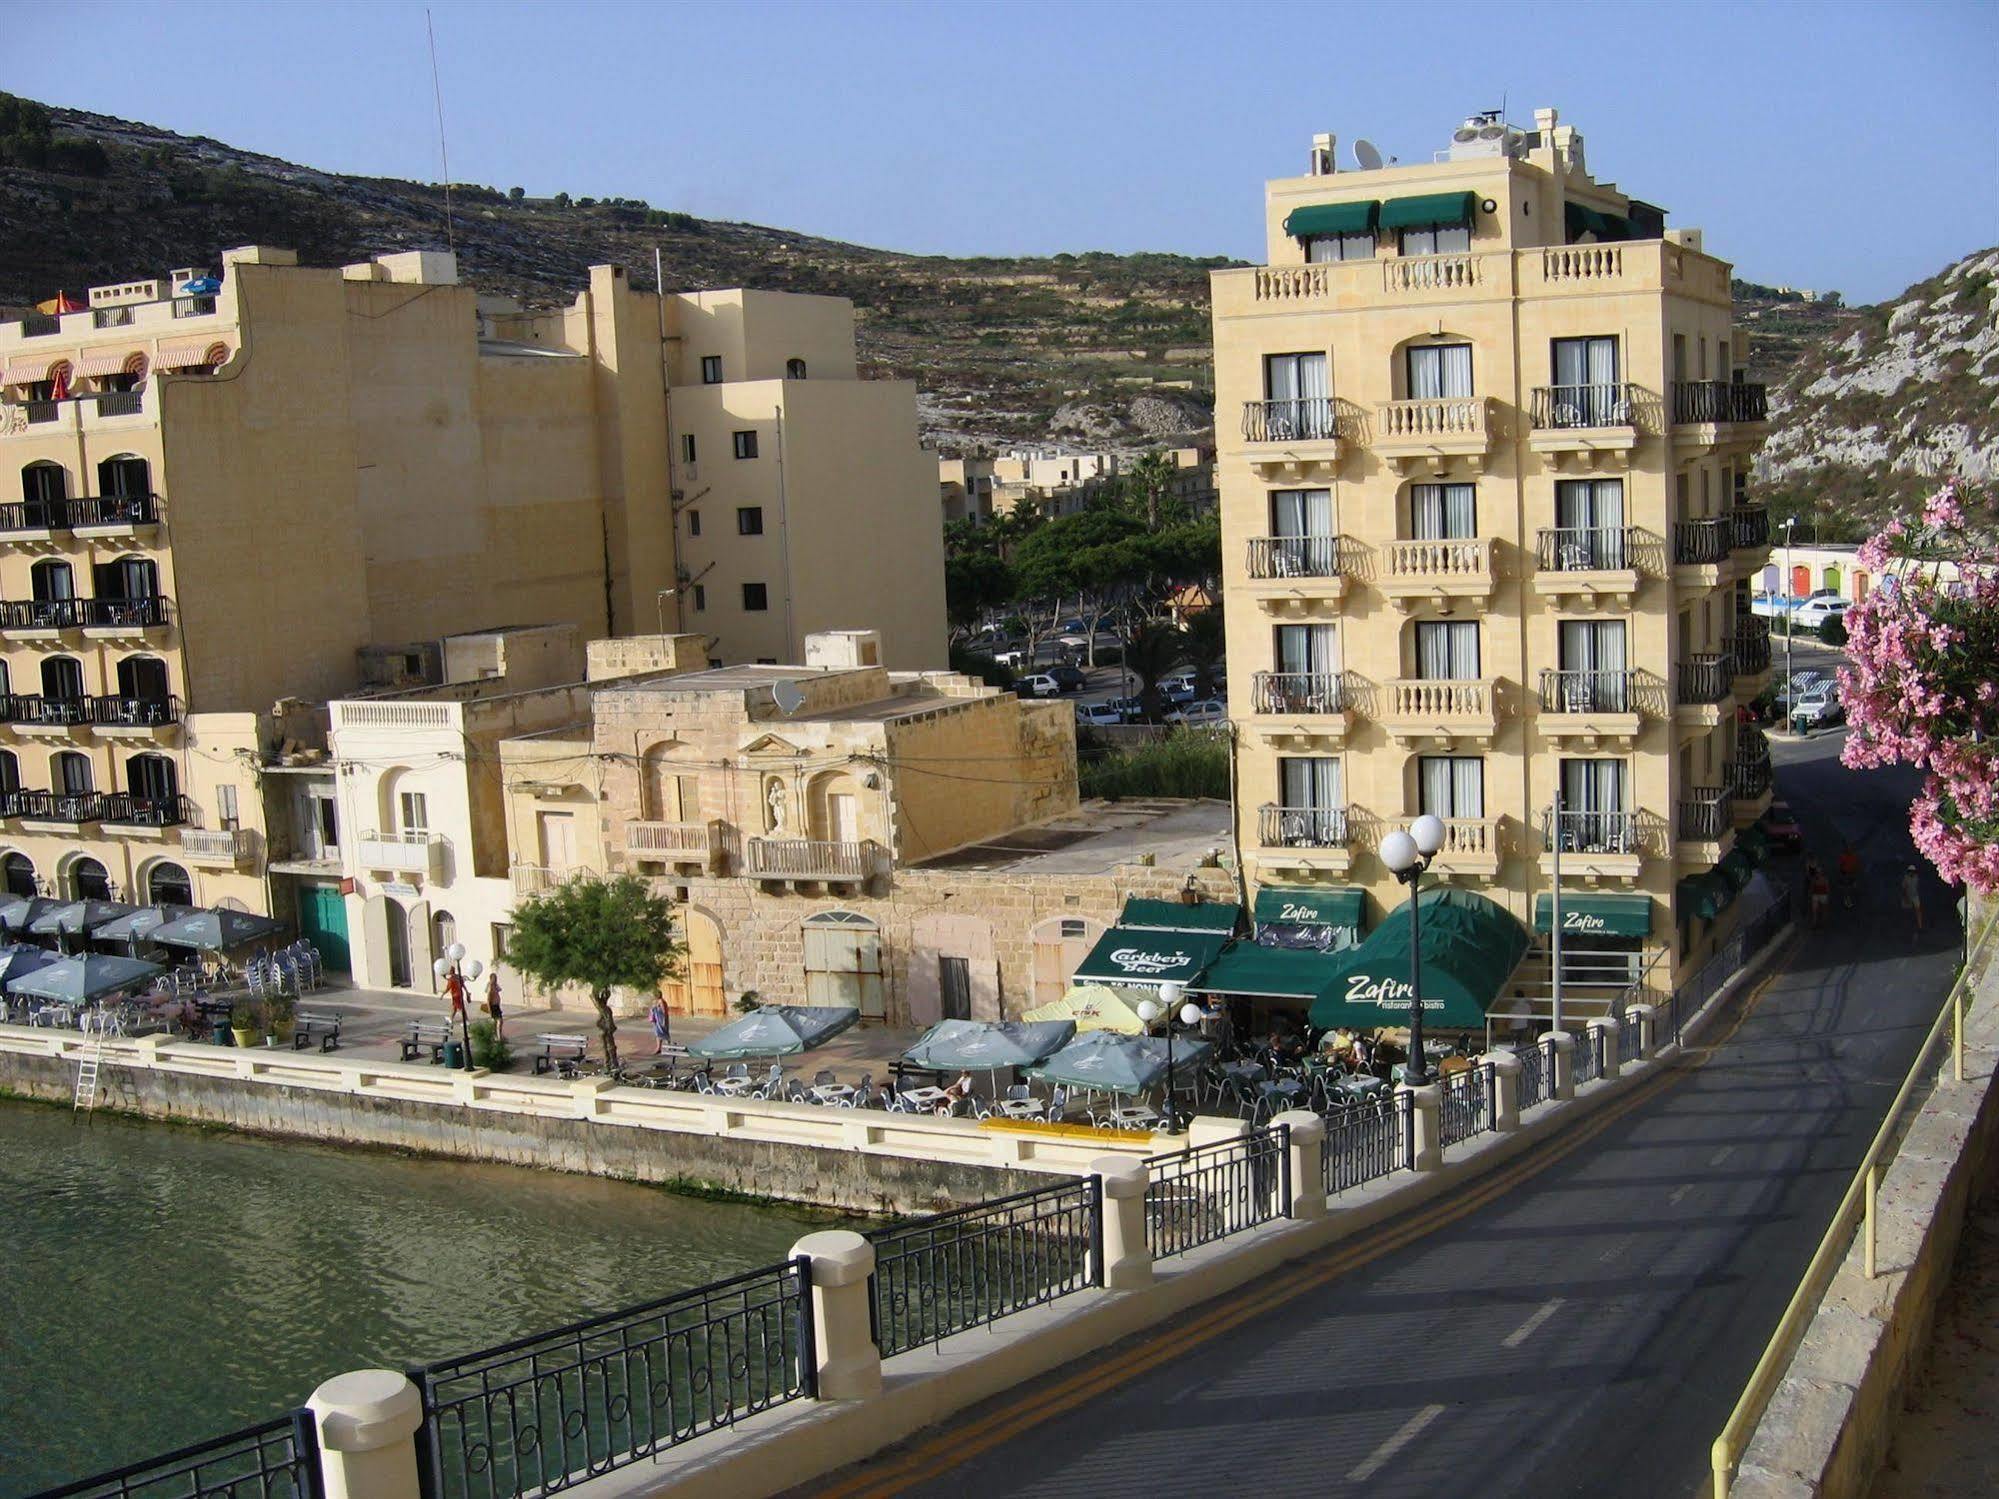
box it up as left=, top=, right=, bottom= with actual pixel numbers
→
left=426, top=8, right=455, bottom=254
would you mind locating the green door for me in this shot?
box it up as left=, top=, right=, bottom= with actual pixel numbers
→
left=297, top=884, right=350, bottom=973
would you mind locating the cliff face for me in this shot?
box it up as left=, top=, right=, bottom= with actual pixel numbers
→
left=1756, top=248, right=1999, bottom=536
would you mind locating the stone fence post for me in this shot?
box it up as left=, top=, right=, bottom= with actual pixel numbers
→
left=308, top=1369, right=424, bottom=1499
left=1273, top=1110, right=1326, bottom=1220
left=1092, top=1156, right=1154, bottom=1289
left=1482, top=1051, right=1521, bottom=1133
left=1546, top=1031, right=1576, bottom=1101
left=1589, top=1017, right=1622, bottom=1082
left=791, top=1230, right=881, bottom=1400
left=1399, top=1083, right=1443, bottom=1171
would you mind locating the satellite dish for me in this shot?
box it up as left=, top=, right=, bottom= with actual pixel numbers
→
left=772, top=679, right=805, bottom=715
left=1478, top=123, right=1506, bottom=141
left=1452, top=125, right=1480, bottom=144
left=1353, top=138, right=1383, bottom=171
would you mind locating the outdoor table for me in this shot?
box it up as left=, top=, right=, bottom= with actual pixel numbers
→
left=903, top=1085, right=954, bottom=1112
left=713, top=1076, right=759, bottom=1097
left=1103, top=1106, right=1160, bottom=1129
left=1220, top=1060, right=1269, bottom=1084
left=809, top=1083, right=857, bottom=1105
left=995, top=1097, right=1045, bottom=1119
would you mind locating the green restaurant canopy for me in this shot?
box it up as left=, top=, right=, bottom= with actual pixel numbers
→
left=1116, top=897, right=1240, bottom=934
left=1026, top=1031, right=1215, bottom=1098
left=1532, top=892, right=1653, bottom=939
left=1737, top=824, right=1772, bottom=865
left=1282, top=200, right=1379, bottom=238
left=1565, top=202, right=1633, bottom=241
left=89, top=904, right=196, bottom=944
left=29, top=900, right=140, bottom=938
left=688, top=1005, right=860, bottom=1060
left=1307, top=887, right=1531, bottom=1032
left=1677, top=871, right=1729, bottom=921
left=1190, top=944, right=1331, bottom=1002
left=1718, top=849, right=1755, bottom=894
left=0, top=944, right=61, bottom=985
left=1378, top=190, right=1478, bottom=231
left=6, top=953, right=163, bottom=1004
left=1070, top=926, right=1230, bottom=988
left=0, top=897, right=64, bottom=935
left=901, top=1019, right=1076, bottom=1072
left=1253, top=886, right=1365, bottom=932
left=148, top=908, right=287, bottom=951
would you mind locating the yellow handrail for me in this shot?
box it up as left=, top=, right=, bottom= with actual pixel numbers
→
left=1710, top=903, right=1993, bottom=1497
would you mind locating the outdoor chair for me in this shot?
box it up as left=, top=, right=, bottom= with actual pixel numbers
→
left=848, top=1072, right=873, bottom=1107
left=784, top=1080, right=809, bottom=1104
left=882, top=1089, right=909, bottom=1113
left=1005, top=1083, right=1032, bottom=1102
left=725, top=1062, right=749, bottom=1080
left=813, top=1068, right=837, bottom=1087
left=1046, top=1086, right=1071, bottom=1120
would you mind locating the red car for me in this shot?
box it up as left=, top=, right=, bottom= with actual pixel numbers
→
left=1762, top=800, right=1803, bottom=853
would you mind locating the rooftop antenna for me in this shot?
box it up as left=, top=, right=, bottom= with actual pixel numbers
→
left=425, top=8, right=455, bottom=254
left=772, top=680, right=806, bottom=715
left=1352, top=138, right=1383, bottom=171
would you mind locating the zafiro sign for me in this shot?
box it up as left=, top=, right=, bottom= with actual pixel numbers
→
left=1345, top=973, right=1437, bottom=1009
left=1560, top=911, right=1608, bottom=933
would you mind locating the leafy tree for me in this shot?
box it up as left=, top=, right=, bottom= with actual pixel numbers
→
left=551, top=191, right=571, bottom=208
left=505, top=873, right=681, bottom=1069
left=1818, top=612, right=1848, bottom=647
left=1122, top=621, right=1186, bottom=722
left=508, top=185, right=525, bottom=200
left=1126, top=449, right=1180, bottom=532
left=1181, top=607, right=1226, bottom=700
left=946, top=548, right=1014, bottom=634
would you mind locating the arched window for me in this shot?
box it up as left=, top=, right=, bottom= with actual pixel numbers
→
left=98, top=555, right=158, bottom=603
left=41, top=656, right=85, bottom=701
left=31, top=558, right=74, bottom=602
left=800, top=910, right=885, bottom=1018
left=146, top=861, right=193, bottom=907
left=0, top=749, right=17, bottom=793
left=97, top=454, right=150, bottom=498
left=3, top=852, right=36, bottom=898
left=126, top=753, right=178, bottom=806
left=786, top=358, right=808, bottom=380
left=21, top=461, right=67, bottom=510
left=67, top=856, right=111, bottom=901
left=52, top=750, right=93, bottom=794
left=117, top=656, right=170, bottom=703
left=433, top=909, right=457, bottom=958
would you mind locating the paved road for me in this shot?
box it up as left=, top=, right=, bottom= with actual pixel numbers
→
left=823, top=733, right=1962, bottom=1499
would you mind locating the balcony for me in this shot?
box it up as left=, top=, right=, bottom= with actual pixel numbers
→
left=510, top=862, right=569, bottom=897
left=1256, top=804, right=1352, bottom=876
left=1678, top=787, right=1736, bottom=862
left=1732, top=736, right=1775, bottom=823
left=12, top=790, right=188, bottom=832
left=1672, top=380, right=1768, bottom=426
left=1731, top=504, right=1771, bottom=559
left=0, top=499, right=66, bottom=540
left=1247, top=671, right=1350, bottom=747
left=1532, top=526, right=1643, bottom=607
left=1378, top=536, right=1497, bottom=612
left=0, top=694, right=183, bottom=736
left=0, top=596, right=173, bottom=639
left=1671, top=517, right=1733, bottom=591
left=1243, top=534, right=1350, bottom=606
left=745, top=837, right=881, bottom=886
left=1381, top=253, right=1486, bottom=296
left=88, top=694, right=184, bottom=736
left=1676, top=653, right=1736, bottom=724
left=625, top=818, right=721, bottom=873
left=1727, top=619, right=1773, bottom=695
left=181, top=827, right=253, bottom=866
left=357, top=830, right=448, bottom=881
left=68, top=493, right=159, bottom=537
left=1, top=386, right=157, bottom=437
left=1539, top=808, right=1644, bottom=884
left=1239, top=398, right=1345, bottom=478
left=1374, top=396, right=1495, bottom=474
left=1538, top=669, right=1644, bottom=746
left=1380, top=676, right=1501, bottom=747
left=1395, top=815, right=1500, bottom=880
left=1527, top=382, right=1642, bottom=467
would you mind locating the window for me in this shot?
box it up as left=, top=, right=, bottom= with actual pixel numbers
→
left=97, top=556, right=158, bottom=602
left=736, top=506, right=764, bottom=536
left=1274, top=623, right=1338, bottom=677
left=53, top=751, right=93, bottom=794
left=732, top=430, right=758, bottom=460
left=1553, top=479, right=1627, bottom=568
left=1270, top=488, right=1333, bottom=538
left=1415, top=620, right=1480, bottom=679
left=398, top=791, right=429, bottom=834
left=1557, top=620, right=1630, bottom=710
left=98, top=454, right=150, bottom=499
left=1408, top=483, right=1476, bottom=539
left=742, top=582, right=768, bottom=611
left=700, top=355, right=722, bottom=384
left=491, top=923, right=513, bottom=964
left=681, top=433, right=697, bottom=463
left=1262, top=353, right=1330, bottom=436
left=1559, top=758, right=1631, bottom=852
left=40, top=656, right=84, bottom=701
left=1405, top=343, right=1474, bottom=399
left=692, top=584, right=706, bottom=612
left=1274, top=758, right=1343, bottom=847
left=786, top=358, right=808, bottom=379
left=802, top=911, right=885, bottom=1019
left=147, top=861, right=193, bottom=907
left=68, top=856, right=111, bottom=901
left=31, top=559, right=74, bottom=604
left=2, top=851, right=34, bottom=898
left=1399, top=222, right=1471, bottom=255
left=1550, top=337, right=1622, bottom=424
left=687, top=510, right=701, bottom=537
left=127, top=753, right=178, bottom=802
left=117, top=656, right=170, bottom=702
left=1418, top=756, right=1485, bottom=818
left=1305, top=231, right=1375, bottom=263
left=939, top=956, right=971, bottom=1020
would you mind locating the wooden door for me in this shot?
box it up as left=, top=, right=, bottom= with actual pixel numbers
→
left=662, top=908, right=727, bottom=1016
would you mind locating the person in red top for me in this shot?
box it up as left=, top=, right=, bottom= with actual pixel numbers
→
left=443, top=967, right=468, bottom=1020
left=1837, top=844, right=1862, bottom=908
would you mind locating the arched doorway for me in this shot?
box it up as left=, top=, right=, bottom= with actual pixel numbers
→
left=2, top=852, right=36, bottom=898
left=660, top=907, right=727, bottom=1016
left=1822, top=565, right=1841, bottom=595
left=146, top=861, right=193, bottom=907
left=1853, top=570, right=1870, bottom=602
left=67, top=856, right=111, bottom=901
left=1029, top=915, right=1105, bottom=1007
left=1790, top=564, right=1810, bottom=597
left=387, top=901, right=413, bottom=987
left=801, top=910, right=885, bottom=1019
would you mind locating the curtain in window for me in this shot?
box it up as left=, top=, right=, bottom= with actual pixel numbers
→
left=1416, top=621, right=1479, bottom=680
left=1559, top=758, right=1628, bottom=851
left=1307, top=232, right=1374, bottom=263
left=1419, top=756, right=1484, bottom=817
left=1407, top=343, right=1474, bottom=399
left=1276, top=624, right=1337, bottom=676
left=1410, top=483, right=1476, bottom=539
left=1265, top=353, right=1328, bottom=402
left=1559, top=620, right=1628, bottom=709
left=1552, top=336, right=1619, bottom=390
left=1441, top=343, right=1473, bottom=397
left=1271, top=488, right=1333, bottom=538
left=1554, top=479, right=1626, bottom=567
left=1280, top=756, right=1340, bottom=809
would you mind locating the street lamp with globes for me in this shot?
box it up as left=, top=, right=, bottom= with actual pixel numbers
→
left=432, top=941, right=483, bottom=1071
left=1379, top=813, right=1446, bottom=1088
left=1135, top=979, right=1206, bottom=1133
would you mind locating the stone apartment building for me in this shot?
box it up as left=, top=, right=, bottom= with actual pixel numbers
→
left=0, top=245, right=944, bottom=924
left=939, top=446, right=1216, bottom=525
left=1214, top=108, right=1775, bottom=1010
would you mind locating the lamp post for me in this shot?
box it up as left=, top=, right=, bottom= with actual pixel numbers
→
left=1135, top=979, right=1205, bottom=1133
left=1379, top=813, right=1446, bottom=1088
left=432, top=942, right=483, bottom=1071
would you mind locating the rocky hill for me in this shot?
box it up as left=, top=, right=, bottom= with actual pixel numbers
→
left=1756, top=247, right=1999, bottom=538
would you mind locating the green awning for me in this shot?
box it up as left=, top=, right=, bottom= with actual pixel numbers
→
left=1738, top=824, right=1771, bottom=865
left=1189, top=944, right=1331, bottom=1001
left=1117, top=898, right=1239, bottom=934
left=1533, top=892, right=1654, bottom=939
left=1565, top=202, right=1631, bottom=241
left=1678, top=872, right=1728, bottom=922
left=1718, top=849, right=1754, bottom=893
left=1378, top=190, right=1478, bottom=231
left=1071, top=927, right=1230, bottom=987
left=1307, top=888, right=1531, bottom=1032
left=1283, top=200, right=1379, bottom=238
left=1253, top=886, right=1365, bottom=931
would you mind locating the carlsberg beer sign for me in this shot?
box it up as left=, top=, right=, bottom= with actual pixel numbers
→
left=1109, top=945, right=1189, bottom=977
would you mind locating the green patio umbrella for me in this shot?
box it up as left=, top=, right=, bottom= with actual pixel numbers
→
left=1026, top=1031, right=1215, bottom=1097
left=0, top=944, right=62, bottom=985
left=30, top=900, right=140, bottom=940
left=901, top=1019, right=1076, bottom=1072
left=0, top=897, right=64, bottom=935
left=688, top=1005, right=860, bottom=1060
left=147, top=908, right=288, bottom=951
left=6, top=953, right=163, bottom=1004
left=88, top=905, right=196, bottom=945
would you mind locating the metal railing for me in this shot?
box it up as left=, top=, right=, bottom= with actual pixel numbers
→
left=0, top=499, right=67, bottom=533
left=0, top=597, right=173, bottom=631
left=1673, top=517, right=1731, bottom=565
left=1572, top=1027, right=1604, bottom=1086
left=1516, top=1041, right=1547, bottom=1110
left=1251, top=671, right=1344, bottom=716
left=67, top=493, right=158, bottom=528
left=1536, top=525, right=1633, bottom=572
left=1438, top=1063, right=1495, bottom=1146
left=1258, top=803, right=1347, bottom=849
left=1144, top=1126, right=1289, bottom=1260
left=1665, top=885, right=1792, bottom=1047
left=89, top=693, right=183, bottom=727
left=1677, top=652, right=1735, bottom=705
left=1678, top=787, right=1733, bottom=841
left=1244, top=534, right=1343, bottom=580
left=409, top=1257, right=814, bottom=1499
left=20, top=311, right=60, bottom=336
left=1540, top=809, right=1639, bottom=856
left=94, top=391, right=143, bottom=417
left=1540, top=668, right=1636, bottom=714
left=28, top=1410, right=323, bottom=1499
left=1731, top=504, right=1771, bottom=551
left=744, top=837, right=879, bottom=881
left=1323, top=1095, right=1407, bottom=1194
left=1618, top=1015, right=1644, bottom=1066
left=1730, top=753, right=1771, bottom=800
left=1712, top=902, right=1991, bottom=1498
left=1530, top=382, right=1635, bottom=429
left=868, top=1176, right=1099, bottom=1358
left=1673, top=379, right=1768, bottom=424
left=510, top=862, right=566, bottom=896
left=1240, top=396, right=1340, bottom=443
left=1728, top=620, right=1771, bottom=674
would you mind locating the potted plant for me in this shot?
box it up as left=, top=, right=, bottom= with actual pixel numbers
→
left=229, top=1002, right=260, bottom=1050
left=265, top=989, right=296, bottom=1047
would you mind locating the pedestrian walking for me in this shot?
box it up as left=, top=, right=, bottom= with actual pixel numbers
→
left=1837, top=844, right=1862, bottom=909
left=648, top=997, right=672, bottom=1055
left=1900, top=864, right=1924, bottom=942
left=1807, top=861, right=1830, bottom=929
left=484, top=971, right=504, bottom=1038
left=443, top=965, right=468, bottom=1021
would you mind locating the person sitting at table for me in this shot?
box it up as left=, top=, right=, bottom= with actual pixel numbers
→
left=936, top=1072, right=974, bottom=1115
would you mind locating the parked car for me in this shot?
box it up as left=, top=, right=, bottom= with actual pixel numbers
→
left=1767, top=670, right=1832, bottom=714
left=1046, top=664, right=1086, bottom=693
left=1761, top=801, right=1804, bottom=854
left=1018, top=673, right=1064, bottom=698
left=1789, top=685, right=1844, bottom=733
left=1792, top=597, right=1851, bottom=632
left=991, top=642, right=1029, bottom=668
left=1101, top=696, right=1142, bottom=721
left=1075, top=701, right=1127, bottom=727
left=1166, top=698, right=1229, bottom=725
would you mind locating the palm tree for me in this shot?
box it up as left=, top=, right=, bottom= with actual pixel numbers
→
left=1122, top=621, right=1186, bottom=723
left=1181, top=608, right=1226, bottom=701
left=1127, top=450, right=1177, bottom=532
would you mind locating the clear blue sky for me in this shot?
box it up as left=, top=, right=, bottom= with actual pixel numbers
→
left=9, top=0, right=1996, bottom=304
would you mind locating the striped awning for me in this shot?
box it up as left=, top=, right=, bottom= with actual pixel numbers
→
left=1, top=352, right=77, bottom=385
left=155, top=338, right=230, bottom=370
left=76, top=347, right=144, bottom=378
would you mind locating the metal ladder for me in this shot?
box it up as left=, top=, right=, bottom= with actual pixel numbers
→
left=73, top=1025, right=106, bottom=1114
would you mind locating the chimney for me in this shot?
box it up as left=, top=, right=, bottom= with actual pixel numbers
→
left=1309, top=133, right=1336, bottom=176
